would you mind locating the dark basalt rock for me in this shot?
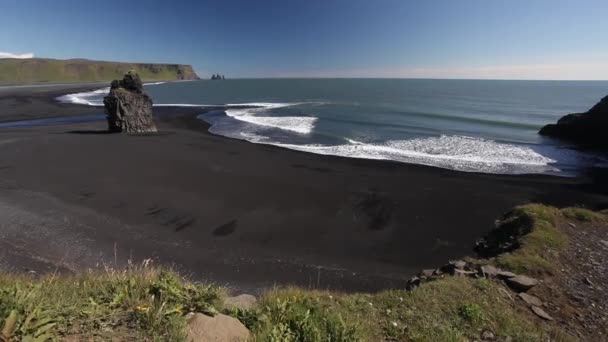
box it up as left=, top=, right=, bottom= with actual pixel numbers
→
left=103, top=71, right=157, bottom=133
left=539, top=95, right=608, bottom=149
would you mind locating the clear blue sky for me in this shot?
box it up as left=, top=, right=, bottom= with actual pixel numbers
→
left=1, top=0, right=607, bottom=79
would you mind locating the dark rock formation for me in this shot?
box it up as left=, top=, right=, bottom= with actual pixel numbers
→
left=103, top=71, right=157, bottom=133
left=174, top=64, right=199, bottom=80
left=539, top=95, right=608, bottom=149
left=211, top=73, right=226, bottom=80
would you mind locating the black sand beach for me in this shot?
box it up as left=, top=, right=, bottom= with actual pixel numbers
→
left=0, top=84, right=607, bottom=294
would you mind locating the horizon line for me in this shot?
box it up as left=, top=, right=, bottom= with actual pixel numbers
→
left=202, top=76, right=608, bottom=82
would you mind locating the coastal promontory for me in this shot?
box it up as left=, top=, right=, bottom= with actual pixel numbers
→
left=539, top=94, right=608, bottom=149
left=0, top=57, right=199, bottom=83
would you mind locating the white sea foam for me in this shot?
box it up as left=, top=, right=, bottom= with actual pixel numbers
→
left=57, top=82, right=167, bottom=106
left=242, top=135, right=564, bottom=174
left=225, top=103, right=318, bottom=134
left=56, top=87, right=109, bottom=106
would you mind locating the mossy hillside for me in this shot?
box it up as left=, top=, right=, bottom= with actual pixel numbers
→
left=0, top=58, right=198, bottom=83
left=492, top=204, right=605, bottom=275
left=561, top=207, right=606, bottom=222
left=493, top=204, right=568, bottom=275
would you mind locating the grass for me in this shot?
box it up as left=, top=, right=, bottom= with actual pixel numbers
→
left=493, top=204, right=568, bottom=275
left=561, top=207, right=606, bottom=222
left=0, top=267, right=564, bottom=342
left=0, top=58, right=198, bottom=83
left=0, top=262, right=222, bottom=341
left=3, top=203, right=601, bottom=341
left=231, top=277, right=564, bottom=342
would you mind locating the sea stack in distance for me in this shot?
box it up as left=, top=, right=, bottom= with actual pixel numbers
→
left=539, top=94, right=608, bottom=149
left=103, top=71, right=158, bottom=133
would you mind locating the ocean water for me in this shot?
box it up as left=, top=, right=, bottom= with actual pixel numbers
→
left=59, top=79, right=608, bottom=175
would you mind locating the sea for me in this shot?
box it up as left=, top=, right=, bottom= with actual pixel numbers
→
left=57, top=78, right=608, bottom=176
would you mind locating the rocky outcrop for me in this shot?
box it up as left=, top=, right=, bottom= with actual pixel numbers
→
left=224, top=294, right=257, bottom=311
left=186, top=313, right=250, bottom=342
left=103, top=71, right=157, bottom=133
left=539, top=95, right=608, bottom=149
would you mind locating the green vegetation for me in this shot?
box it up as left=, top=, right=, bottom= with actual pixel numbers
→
left=0, top=264, right=221, bottom=341
left=0, top=58, right=198, bottom=83
left=0, top=267, right=562, bottom=342
left=3, top=203, right=602, bottom=340
left=561, top=207, right=605, bottom=222
left=233, top=278, right=562, bottom=341
left=494, top=204, right=567, bottom=275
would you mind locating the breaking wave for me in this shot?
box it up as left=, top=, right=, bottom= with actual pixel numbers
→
left=225, top=103, right=317, bottom=134
left=57, top=87, right=109, bottom=106
left=236, top=134, right=590, bottom=174
left=56, top=82, right=168, bottom=106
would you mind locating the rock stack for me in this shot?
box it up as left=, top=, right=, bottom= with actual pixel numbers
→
left=539, top=95, right=608, bottom=149
left=103, top=71, right=157, bottom=133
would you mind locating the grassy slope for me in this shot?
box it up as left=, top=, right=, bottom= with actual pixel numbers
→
left=0, top=205, right=604, bottom=341
left=0, top=58, right=199, bottom=83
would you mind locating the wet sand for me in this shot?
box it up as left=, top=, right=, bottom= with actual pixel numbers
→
left=0, top=84, right=606, bottom=294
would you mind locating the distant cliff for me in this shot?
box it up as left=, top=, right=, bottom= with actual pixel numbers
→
left=0, top=58, right=199, bottom=83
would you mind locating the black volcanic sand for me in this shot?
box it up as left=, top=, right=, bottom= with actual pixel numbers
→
left=0, top=84, right=607, bottom=294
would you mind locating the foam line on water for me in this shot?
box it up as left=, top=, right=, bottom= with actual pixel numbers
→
left=224, top=102, right=318, bottom=134
left=241, top=134, right=570, bottom=174
left=56, top=87, right=109, bottom=106
left=57, top=82, right=168, bottom=106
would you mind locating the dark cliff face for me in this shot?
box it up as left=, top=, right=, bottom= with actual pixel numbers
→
left=539, top=95, right=608, bottom=149
left=134, top=63, right=199, bottom=80
left=123, top=63, right=200, bottom=80
left=175, top=65, right=200, bottom=80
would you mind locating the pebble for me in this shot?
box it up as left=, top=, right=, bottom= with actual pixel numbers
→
left=531, top=306, right=554, bottom=321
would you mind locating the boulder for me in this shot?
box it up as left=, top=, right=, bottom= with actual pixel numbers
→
left=518, top=292, right=543, bottom=307
left=186, top=313, right=250, bottom=342
left=480, top=265, right=499, bottom=278
left=451, top=260, right=467, bottom=270
left=420, top=269, right=435, bottom=278
left=453, top=269, right=477, bottom=277
left=441, top=260, right=467, bottom=274
left=407, top=276, right=421, bottom=289
left=103, top=71, right=157, bottom=133
left=539, top=95, right=608, bottom=149
left=506, top=275, right=539, bottom=292
left=496, top=271, right=517, bottom=279
left=481, top=330, right=495, bottom=341
left=224, top=294, right=258, bottom=311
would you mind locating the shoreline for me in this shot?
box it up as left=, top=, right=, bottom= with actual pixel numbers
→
left=0, top=84, right=607, bottom=293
